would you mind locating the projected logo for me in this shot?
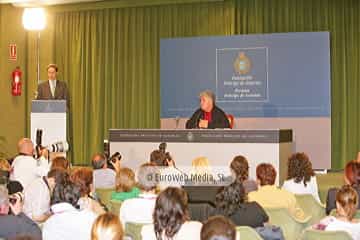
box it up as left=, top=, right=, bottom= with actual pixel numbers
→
left=216, top=47, right=269, bottom=102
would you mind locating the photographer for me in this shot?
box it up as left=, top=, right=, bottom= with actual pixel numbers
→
left=10, top=138, right=50, bottom=189
left=150, top=143, right=185, bottom=190
left=91, top=152, right=121, bottom=189
left=0, top=185, right=42, bottom=240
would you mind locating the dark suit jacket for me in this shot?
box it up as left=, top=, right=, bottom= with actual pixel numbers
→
left=185, top=105, right=230, bottom=129
left=36, top=80, right=69, bottom=101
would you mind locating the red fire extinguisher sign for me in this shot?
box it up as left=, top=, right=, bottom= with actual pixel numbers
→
left=9, top=44, right=17, bottom=61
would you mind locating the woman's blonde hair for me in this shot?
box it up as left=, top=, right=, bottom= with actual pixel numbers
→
left=0, top=158, right=10, bottom=171
left=336, top=185, right=359, bottom=220
left=115, top=167, right=136, bottom=192
left=191, top=157, right=211, bottom=175
left=91, top=213, right=123, bottom=240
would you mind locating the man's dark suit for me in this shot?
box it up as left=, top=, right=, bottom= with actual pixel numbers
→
left=36, top=80, right=69, bottom=100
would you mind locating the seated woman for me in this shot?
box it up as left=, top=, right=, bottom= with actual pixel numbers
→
left=188, top=157, right=218, bottom=186
left=248, top=163, right=306, bottom=220
left=213, top=179, right=268, bottom=228
left=282, top=152, right=320, bottom=202
left=42, top=175, right=99, bottom=240
left=326, top=160, right=360, bottom=214
left=141, top=187, right=202, bottom=240
left=50, top=156, right=70, bottom=171
left=315, top=185, right=360, bottom=239
left=119, top=163, right=158, bottom=227
left=91, top=212, right=123, bottom=240
left=70, top=167, right=106, bottom=214
left=230, top=155, right=257, bottom=193
left=201, top=215, right=236, bottom=240
left=111, top=167, right=140, bottom=201
left=0, top=158, right=11, bottom=184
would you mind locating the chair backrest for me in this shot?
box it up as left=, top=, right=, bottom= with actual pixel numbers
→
left=301, top=228, right=353, bottom=240
left=183, top=186, right=221, bottom=206
left=265, top=207, right=311, bottom=240
left=95, top=188, right=114, bottom=209
left=295, top=194, right=326, bottom=224
left=125, top=222, right=147, bottom=240
left=109, top=199, right=122, bottom=216
left=236, top=226, right=263, bottom=240
left=330, top=209, right=360, bottom=219
left=226, top=114, right=234, bottom=129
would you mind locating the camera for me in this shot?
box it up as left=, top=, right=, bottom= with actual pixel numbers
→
left=107, top=152, right=121, bottom=170
left=47, top=141, right=69, bottom=153
left=35, top=129, right=69, bottom=158
left=9, top=192, right=24, bottom=205
left=158, top=142, right=173, bottom=166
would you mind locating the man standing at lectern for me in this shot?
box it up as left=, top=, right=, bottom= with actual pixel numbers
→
left=36, top=64, right=69, bottom=101
left=186, top=90, right=230, bottom=129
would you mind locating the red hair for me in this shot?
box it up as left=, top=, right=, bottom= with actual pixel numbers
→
left=256, top=163, right=277, bottom=186
left=344, top=161, right=360, bottom=186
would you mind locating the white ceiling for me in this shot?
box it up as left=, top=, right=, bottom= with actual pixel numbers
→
left=0, top=0, right=104, bottom=7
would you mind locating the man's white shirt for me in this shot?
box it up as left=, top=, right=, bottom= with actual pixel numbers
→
left=10, top=155, right=50, bottom=189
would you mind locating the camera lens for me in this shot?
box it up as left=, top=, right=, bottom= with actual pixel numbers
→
left=9, top=198, right=17, bottom=204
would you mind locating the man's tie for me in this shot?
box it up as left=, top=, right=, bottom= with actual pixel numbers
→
left=50, top=81, right=56, bottom=98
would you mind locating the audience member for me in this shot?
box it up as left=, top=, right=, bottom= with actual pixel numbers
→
left=150, top=150, right=167, bottom=166
left=150, top=149, right=184, bottom=190
left=201, top=215, right=236, bottom=240
left=91, top=212, right=123, bottom=240
left=23, top=168, right=67, bottom=223
left=50, top=156, right=70, bottom=171
left=191, top=157, right=212, bottom=176
left=0, top=185, right=42, bottom=240
left=230, top=155, right=257, bottom=193
left=111, top=167, right=139, bottom=201
left=92, top=153, right=117, bottom=189
left=42, top=176, right=98, bottom=240
left=120, top=163, right=158, bottom=227
left=326, top=160, right=360, bottom=214
left=0, top=158, right=10, bottom=184
left=248, top=163, right=306, bottom=220
left=141, top=187, right=202, bottom=240
left=315, top=185, right=360, bottom=239
left=70, top=167, right=106, bottom=214
left=214, top=179, right=268, bottom=228
left=282, top=152, right=320, bottom=202
left=10, top=138, right=50, bottom=188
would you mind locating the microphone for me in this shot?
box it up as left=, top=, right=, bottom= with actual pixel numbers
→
left=175, top=116, right=180, bottom=129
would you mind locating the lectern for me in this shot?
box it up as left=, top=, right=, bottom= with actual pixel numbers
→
left=30, top=100, right=67, bottom=147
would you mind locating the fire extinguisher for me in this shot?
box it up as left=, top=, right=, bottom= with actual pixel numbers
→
left=11, top=66, right=22, bottom=96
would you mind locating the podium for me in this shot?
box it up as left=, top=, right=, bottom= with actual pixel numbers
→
left=30, top=100, right=67, bottom=148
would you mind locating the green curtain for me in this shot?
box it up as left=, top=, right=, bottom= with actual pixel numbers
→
left=53, top=0, right=360, bottom=168
left=53, top=1, right=234, bottom=165
left=234, top=0, right=360, bottom=169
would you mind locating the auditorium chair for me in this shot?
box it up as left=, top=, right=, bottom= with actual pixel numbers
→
left=183, top=186, right=219, bottom=222
left=295, top=194, right=326, bottom=224
left=109, top=199, right=122, bottom=216
left=300, top=228, right=352, bottom=240
left=330, top=209, right=360, bottom=219
left=226, top=114, right=234, bottom=129
left=95, top=188, right=114, bottom=210
left=236, top=226, right=263, bottom=240
left=264, top=207, right=311, bottom=240
left=125, top=222, right=147, bottom=240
